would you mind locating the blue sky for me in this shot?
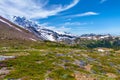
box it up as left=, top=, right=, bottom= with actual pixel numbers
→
left=0, top=0, right=120, bottom=35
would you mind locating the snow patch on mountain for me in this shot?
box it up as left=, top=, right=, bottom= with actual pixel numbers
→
left=10, top=16, right=76, bottom=42
left=29, top=38, right=37, bottom=42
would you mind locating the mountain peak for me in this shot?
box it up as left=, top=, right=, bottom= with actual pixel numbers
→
left=10, top=16, right=76, bottom=42
left=13, top=16, right=39, bottom=28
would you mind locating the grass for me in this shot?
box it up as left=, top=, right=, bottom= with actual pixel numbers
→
left=0, top=41, right=120, bottom=80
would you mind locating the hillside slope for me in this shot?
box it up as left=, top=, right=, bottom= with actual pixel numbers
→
left=0, top=16, right=39, bottom=41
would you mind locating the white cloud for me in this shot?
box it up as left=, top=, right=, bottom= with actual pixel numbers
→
left=60, top=0, right=79, bottom=11
left=0, top=0, right=79, bottom=19
left=46, top=26, right=71, bottom=34
left=100, top=0, right=107, bottom=3
left=39, top=23, right=71, bottom=34
left=64, top=22, right=87, bottom=26
left=69, top=12, right=99, bottom=18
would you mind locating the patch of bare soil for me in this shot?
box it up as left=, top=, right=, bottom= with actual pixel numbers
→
left=84, top=64, right=93, bottom=72
left=74, top=73, right=96, bottom=80
left=106, top=73, right=117, bottom=78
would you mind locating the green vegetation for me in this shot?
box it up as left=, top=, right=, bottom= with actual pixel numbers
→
left=74, top=37, right=120, bottom=50
left=0, top=39, right=120, bottom=80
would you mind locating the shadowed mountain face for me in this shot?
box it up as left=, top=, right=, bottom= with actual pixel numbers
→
left=0, top=16, right=39, bottom=41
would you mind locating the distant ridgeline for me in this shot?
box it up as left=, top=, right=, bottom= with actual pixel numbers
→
left=73, top=35, right=120, bottom=50
left=0, top=16, right=120, bottom=50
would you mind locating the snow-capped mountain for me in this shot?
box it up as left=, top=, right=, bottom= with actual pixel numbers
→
left=80, top=34, right=112, bottom=40
left=11, top=16, right=76, bottom=42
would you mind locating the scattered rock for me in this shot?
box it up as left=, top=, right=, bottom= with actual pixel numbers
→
left=87, top=57, right=96, bottom=62
left=0, top=67, right=10, bottom=75
left=0, top=67, right=12, bottom=79
left=74, top=60, right=87, bottom=68
left=109, top=62, right=114, bottom=67
left=117, top=69, right=120, bottom=74
left=0, top=62, right=6, bottom=67
left=56, top=53, right=65, bottom=57
left=97, top=49, right=105, bottom=52
left=0, top=55, right=15, bottom=61
left=81, top=54, right=88, bottom=57
left=36, top=61, right=44, bottom=64
left=79, top=60, right=86, bottom=67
